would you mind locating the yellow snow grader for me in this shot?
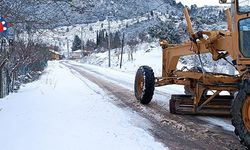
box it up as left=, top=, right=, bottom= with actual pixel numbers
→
left=134, top=0, right=250, bottom=148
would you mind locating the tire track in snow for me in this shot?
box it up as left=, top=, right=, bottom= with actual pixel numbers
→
left=65, top=62, right=235, bottom=131
left=61, top=61, right=244, bottom=150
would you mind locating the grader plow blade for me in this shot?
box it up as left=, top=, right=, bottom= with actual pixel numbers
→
left=169, top=95, right=233, bottom=116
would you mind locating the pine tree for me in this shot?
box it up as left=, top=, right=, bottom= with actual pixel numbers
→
left=72, top=35, right=82, bottom=51
left=96, top=31, right=100, bottom=47
left=99, top=30, right=105, bottom=48
left=113, top=31, right=121, bottom=49
left=85, top=39, right=96, bottom=52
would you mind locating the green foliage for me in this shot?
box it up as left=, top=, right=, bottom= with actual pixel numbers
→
left=113, top=31, right=121, bottom=49
left=96, top=29, right=108, bottom=49
left=148, top=21, right=185, bottom=44
left=85, top=39, right=96, bottom=52
left=96, top=30, right=122, bottom=50
left=72, top=35, right=82, bottom=51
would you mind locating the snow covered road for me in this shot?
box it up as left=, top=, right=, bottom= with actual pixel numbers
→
left=0, top=60, right=245, bottom=150
left=62, top=60, right=244, bottom=150
left=0, top=61, right=167, bottom=150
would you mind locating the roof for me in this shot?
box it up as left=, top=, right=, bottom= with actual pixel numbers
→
left=49, top=49, right=61, bottom=55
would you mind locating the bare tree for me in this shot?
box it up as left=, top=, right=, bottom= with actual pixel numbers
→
left=127, top=39, right=139, bottom=61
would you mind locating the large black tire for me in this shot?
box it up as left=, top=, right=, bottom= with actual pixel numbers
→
left=134, top=66, right=155, bottom=104
left=231, top=80, right=250, bottom=149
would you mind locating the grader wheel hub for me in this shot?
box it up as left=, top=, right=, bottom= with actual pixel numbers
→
left=136, top=75, right=144, bottom=97
left=243, top=97, right=250, bottom=132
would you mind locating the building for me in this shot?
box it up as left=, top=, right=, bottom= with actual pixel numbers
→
left=70, top=50, right=82, bottom=59
left=49, top=49, right=63, bottom=60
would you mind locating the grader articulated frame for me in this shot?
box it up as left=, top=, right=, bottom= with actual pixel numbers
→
left=156, top=7, right=241, bottom=115
left=134, top=0, right=250, bottom=148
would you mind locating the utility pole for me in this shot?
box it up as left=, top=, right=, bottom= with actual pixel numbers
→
left=54, top=37, right=57, bottom=50
left=120, top=33, right=125, bottom=69
left=66, top=37, right=69, bottom=59
left=108, top=17, right=111, bottom=67
left=80, top=26, right=84, bottom=59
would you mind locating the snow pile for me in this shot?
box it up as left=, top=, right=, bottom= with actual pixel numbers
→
left=82, top=42, right=164, bottom=76
left=0, top=61, right=167, bottom=150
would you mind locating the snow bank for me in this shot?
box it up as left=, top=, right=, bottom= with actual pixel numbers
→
left=82, top=42, right=165, bottom=76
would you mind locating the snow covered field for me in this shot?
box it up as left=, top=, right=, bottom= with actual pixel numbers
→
left=0, top=61, right=167, bottom=150
left=83, top=42, right=163, bottom=76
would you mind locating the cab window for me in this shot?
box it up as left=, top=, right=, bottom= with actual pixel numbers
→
left=239, top=18, right=250, bottom=57
left=238, top=0, right=250, bottom=13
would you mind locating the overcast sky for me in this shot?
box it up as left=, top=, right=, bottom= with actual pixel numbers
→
left=176, top=0, right=227, bottom=7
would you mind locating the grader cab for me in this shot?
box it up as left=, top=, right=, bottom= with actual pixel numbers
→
left=134, top=0, right=250, bottom=148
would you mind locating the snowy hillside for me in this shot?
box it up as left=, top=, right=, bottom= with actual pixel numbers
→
left=16, top=0, right=228, bottom=57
